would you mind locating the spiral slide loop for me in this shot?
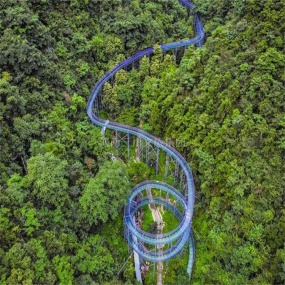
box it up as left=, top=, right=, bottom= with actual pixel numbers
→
left=87, top=0, right=204, bottom=279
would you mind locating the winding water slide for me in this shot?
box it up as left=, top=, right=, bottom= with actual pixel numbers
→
left=87, top=0, right=204, bottom=281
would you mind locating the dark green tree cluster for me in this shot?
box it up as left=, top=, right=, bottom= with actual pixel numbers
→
left=111, top=0, right=284, bottom=283
left=1, top=152, right=131, bottom=284
left=1, top=0, right=285, bottom=284
left=0, top=0, right=191, bottom=283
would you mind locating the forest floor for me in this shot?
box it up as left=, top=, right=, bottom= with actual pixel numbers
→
left=147, top=189, right=164, bottom=285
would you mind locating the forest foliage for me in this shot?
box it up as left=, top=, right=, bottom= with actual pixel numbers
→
left=0, top=0, right=285, bottom=284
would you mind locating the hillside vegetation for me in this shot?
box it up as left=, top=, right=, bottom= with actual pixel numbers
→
left=0, top=0, right=284, bottom=284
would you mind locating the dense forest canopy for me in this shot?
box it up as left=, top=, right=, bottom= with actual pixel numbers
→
left=0, top=0, right=285, bottom=284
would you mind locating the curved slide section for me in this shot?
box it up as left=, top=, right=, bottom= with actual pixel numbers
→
left=87, top=0, right=204, bottom=280
left=124, top=181, right=190, bottom=262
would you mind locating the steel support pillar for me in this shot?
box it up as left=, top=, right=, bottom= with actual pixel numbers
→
left=174, top=162, right=180, bottom=187
left=180, top=171, right=187, bottom=195
left=146, top=141, right=149, bottom=165
left=132, top=217, right=142, bottom=283
left=164, top=153, right=170, bottom=181
left=156, top=148, right=160, bottom=175
left=115, top=130, right=119, bottom=155
left=164, top=153, right=181, bottom=186
left=138, top=137, right=145, bottom=163
left=94, top=100, right=99, bottom=115
left=114, top=131, right=131, bottom=160
left=127, top=133, right=130, bottom=162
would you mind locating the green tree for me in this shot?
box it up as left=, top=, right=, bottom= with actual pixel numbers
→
left=25, top=153, right=69, bottom=208
left=73, top=235, right=114, bottom=281
left=79, top=161, right=129, bottom=225
left=52, top=255, right=74, bottom=285
left=3, top=239, right=55, bottom=284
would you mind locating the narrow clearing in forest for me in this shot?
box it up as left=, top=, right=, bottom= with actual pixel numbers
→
left=147, top=189, right=164, bottom=285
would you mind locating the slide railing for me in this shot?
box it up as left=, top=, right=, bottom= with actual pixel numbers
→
left=87, top=0, right=204, bottom=280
